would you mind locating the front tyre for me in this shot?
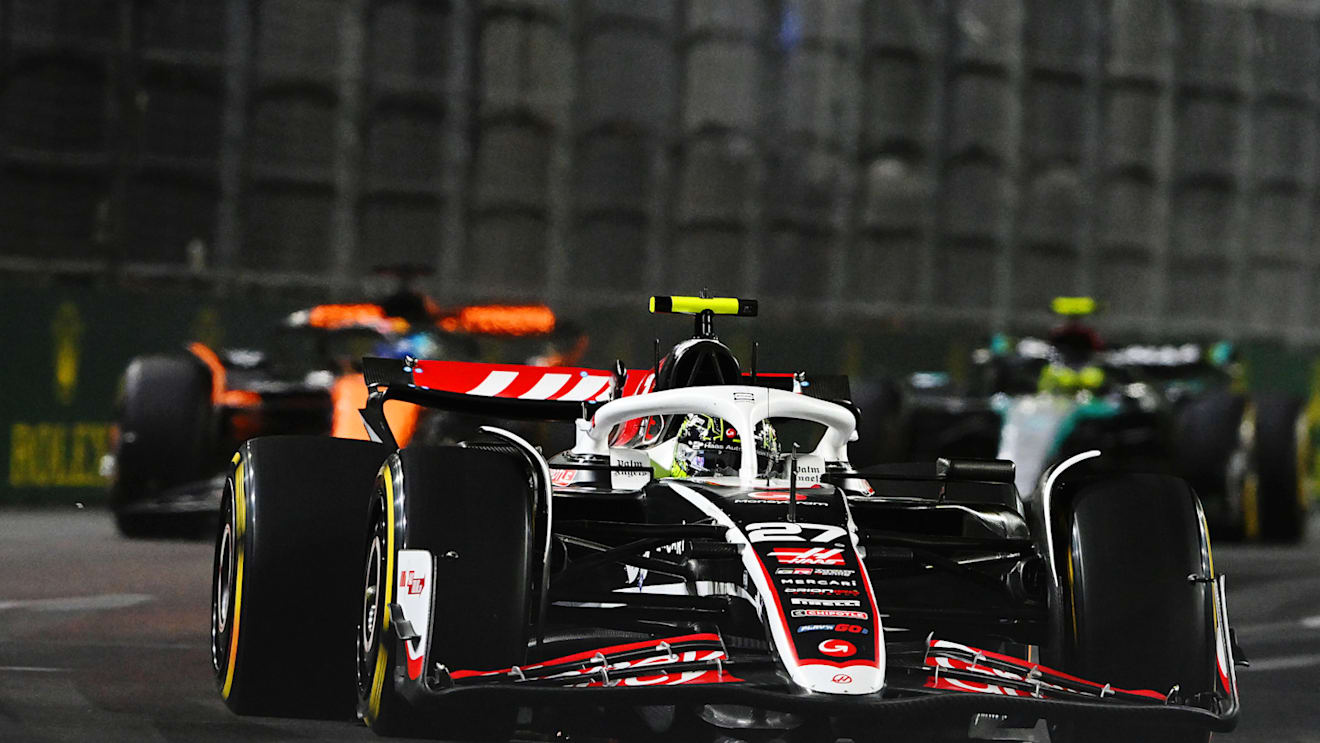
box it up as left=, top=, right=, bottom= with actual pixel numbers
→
left=211, top=437, right=388, bottom=718
left=356, top=445, right=535, bottom=740
left=1053, top=473, right=1218, bottom=743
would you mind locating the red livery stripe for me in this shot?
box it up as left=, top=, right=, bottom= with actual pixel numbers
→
left=449, top=633, right=723, bottom=680
left=411, top=360, right=615, bottom=402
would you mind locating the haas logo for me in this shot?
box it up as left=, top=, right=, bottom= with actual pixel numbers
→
left=818, top=639, right=856, bottom=658
left=399, top=570, right=426, bottom=595
left=769, top=547, right=846, bottom=565
left=831, top=673, right=853, bottom=684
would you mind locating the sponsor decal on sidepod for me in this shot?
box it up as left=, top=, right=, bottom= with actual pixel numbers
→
left=768, top=547, right=846, bottom=565
left=784, top=587, right=861, bottom=596
left=776, top=567, right=855, bottom=577
left=791, top=609, right=869, bottom=620
left=399, top=570, right=426, bottom=595
left=797, top=623, right=870, bottom=634
left=818, top=639, right=856, bottom=657
left=789, top=597, right=862, bottom=607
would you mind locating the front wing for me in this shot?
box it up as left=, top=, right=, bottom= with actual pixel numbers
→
left=385, top=577, right=1239, bottom=734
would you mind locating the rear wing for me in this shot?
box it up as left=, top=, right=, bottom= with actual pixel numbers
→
left=359, top=358, right=615, bottom=446
left=359, top=356, right=851, bottom=449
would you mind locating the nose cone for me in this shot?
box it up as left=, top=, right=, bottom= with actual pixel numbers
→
left=793, top=656, right=885, bottom=695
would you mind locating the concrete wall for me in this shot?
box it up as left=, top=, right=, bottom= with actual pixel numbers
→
left=2, top=0, right=1319, bottom=343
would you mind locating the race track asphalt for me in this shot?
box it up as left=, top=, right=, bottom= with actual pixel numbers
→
left=0, top=507, right=1317, bottom=742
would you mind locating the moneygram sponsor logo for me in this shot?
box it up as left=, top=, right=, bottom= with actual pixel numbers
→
left=818, top=639, right=856, bottom=657
left=768, top=547, right=845, bottom=565
left=790, top=609, right=869, bottom=620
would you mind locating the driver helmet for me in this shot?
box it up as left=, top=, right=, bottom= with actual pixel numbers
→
left=373, top=331, right=441, bottom=361
left=671, top=413, right=779, bottom=478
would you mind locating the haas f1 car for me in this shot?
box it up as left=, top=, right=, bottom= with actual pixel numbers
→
left=210, top=297, right=1240, bottom=742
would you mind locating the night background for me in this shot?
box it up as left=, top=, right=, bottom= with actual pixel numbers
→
left=2, top=2, right=1320, bottom=742
left=7, top=0, right=1320, bottom=500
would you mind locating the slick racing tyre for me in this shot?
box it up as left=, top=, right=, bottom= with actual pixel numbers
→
left=357, top=445, right=535, bottom=740
left=112, top=354, right=214, bottom=538
left=1171, top=390, right=1247, bottom=540
left=1253, top=394, right=1309, bottom=543
left=212, top=436, right=389, bottom=718
left=1054, top=474, right=1218, bottom=743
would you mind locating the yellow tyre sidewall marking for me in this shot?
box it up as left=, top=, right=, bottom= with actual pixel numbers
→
left=221, top=459, right=246, bottom=699
left=367, top=463, right=396, bottom=723
left=1066, top=544, right=1078, bottom=642
left=1297, top=413, right=1311, bottom=511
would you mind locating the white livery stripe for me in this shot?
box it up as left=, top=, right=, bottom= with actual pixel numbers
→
left=519, top=373, right=572, bottom=399
left=556, top=375, right=611, bottom=402
left=467, top=370, right=519, bottom=396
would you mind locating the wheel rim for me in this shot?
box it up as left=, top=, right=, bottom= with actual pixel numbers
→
left=216, top=524, right=232, bottom=634
left=362, top=534, right=383, bottom=655
left=210, top=482, right=236, bottom=674
left=357, top=503, right=388, bottom=700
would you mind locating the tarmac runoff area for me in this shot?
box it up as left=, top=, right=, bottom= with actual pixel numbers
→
left=0, top=508, right=1319, bottom=742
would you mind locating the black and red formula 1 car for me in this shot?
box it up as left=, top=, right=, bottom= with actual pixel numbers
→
left=210, top=297, right=1241, bottom=742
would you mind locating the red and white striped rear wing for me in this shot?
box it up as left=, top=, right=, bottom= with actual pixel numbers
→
left=408, top=359, right=651, bottom=402
left=359, top=356, right=853, bottom=447
left=360, top=356, right=629, bottom=434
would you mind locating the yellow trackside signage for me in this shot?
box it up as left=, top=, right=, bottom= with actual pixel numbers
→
left=8, top=422, right=113, bottom=487
left=649, top=296, right=757, bottom=316
left=52, top=302, right=83, bottom=406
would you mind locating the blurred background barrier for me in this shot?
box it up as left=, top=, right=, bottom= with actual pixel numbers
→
left=3, top=0, right=1320, bottom=337
left=2, top=284, right=1318, bottom=505
left=0, top=286, right=303, bottom=504
left=5, top=0, right=1320, bottom=503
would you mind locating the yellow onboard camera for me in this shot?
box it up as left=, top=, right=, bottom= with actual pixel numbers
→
left=649, top=296, right=758, bottom=317
left=1050, top=296, right=1096, bottom=317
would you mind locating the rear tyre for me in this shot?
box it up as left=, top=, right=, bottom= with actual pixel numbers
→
left=357, top=445, right=535, bottom=740
left=1054, top=473, right=1218, bottom=743
left=1171, top=390, right=1247, bottom=541
left=1254, top=395, right=1309, bottom=543
left=211, top=436, right=389, bottom=718
left=112, top=355, right=214, bottom=538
